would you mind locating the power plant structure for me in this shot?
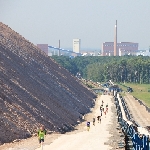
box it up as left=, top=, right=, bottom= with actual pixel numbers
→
left=38, top=21, right=139, bottom=57
left=58, top=39, right=60, bottom=56
left=114, top=20, right=117, bottom=56
left=37, top=44, right=48, bottom=55
left=102, top=20, right=138, bottom=56
left=73, top=39, right=81, bottom=53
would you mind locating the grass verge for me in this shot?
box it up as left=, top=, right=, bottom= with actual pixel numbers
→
left=118, top=82, right=150, bottom=107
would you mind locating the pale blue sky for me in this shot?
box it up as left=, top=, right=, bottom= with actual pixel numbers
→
left=0, top=0, right=150, bottom=50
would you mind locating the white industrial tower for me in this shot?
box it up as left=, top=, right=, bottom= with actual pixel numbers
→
left=73, top=39, right=81, bottom=53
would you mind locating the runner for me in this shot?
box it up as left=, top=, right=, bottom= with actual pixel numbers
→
left=93, top=118, right=95, bottom=126
left=37, top=126, right=46, bottom=147
left=100, top=110, right=103, bottom=116
left=102, top=107, right=104, bottom=112
left=97, top=115, right=101, bottom=123
left=100, top=105, right=102, bottom=111
left=99, top=115, right=101, bottom=123
left=106, top=103, right=108, bottom=112
left=106, top=107, right=108, bottom=113
left=87, top=121, right=90, bottom=131
left=104, top=111, right=107, bottom=118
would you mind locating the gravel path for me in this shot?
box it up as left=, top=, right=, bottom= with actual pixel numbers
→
left=0, top=95, right=124, bottom=150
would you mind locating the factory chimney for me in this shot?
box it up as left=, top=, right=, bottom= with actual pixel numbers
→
left=114, top=20, right=117, bottom=56
left=58, top=39, right=60, bottom=56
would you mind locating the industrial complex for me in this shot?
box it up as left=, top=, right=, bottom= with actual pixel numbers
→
left=37, top=21, right=150, bottom=57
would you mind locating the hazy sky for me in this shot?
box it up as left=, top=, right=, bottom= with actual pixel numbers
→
left=0, top=0, right=150, bottom=50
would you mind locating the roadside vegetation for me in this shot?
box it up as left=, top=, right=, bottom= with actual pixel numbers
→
left=52, top=55, right=150, bottom=84
left=118, top=83, right=150, bottom=107
left=51, top=55, right=150, bottom=107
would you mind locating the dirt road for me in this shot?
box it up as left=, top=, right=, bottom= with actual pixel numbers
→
left=0, top=95, right=123, bottom=150
left=124, top=93, right=150, bottom=127
left=35, top=95, right=113, bottom=150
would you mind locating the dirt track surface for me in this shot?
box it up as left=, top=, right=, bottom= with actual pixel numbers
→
left=124, top=93, right=150, bottom=127
left=0, top=95, right=124, bottom=150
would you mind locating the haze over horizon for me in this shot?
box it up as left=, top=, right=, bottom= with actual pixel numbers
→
left=0, top=0, right=150, bottom=50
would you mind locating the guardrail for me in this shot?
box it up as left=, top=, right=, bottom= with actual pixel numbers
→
left=119, top=95, right=139, bottom=127
left=114, top=93, right=150, bottom=150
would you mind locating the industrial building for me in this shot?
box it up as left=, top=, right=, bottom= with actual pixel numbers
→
left=73, top=39, right=81, bottom=53
left=102, top=42, right=138, bottom=56
left=101, top=20, right=139, bottom=56
left=37, top=44, right=48, bottom=55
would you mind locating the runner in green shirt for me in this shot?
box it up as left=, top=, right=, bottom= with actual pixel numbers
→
left=37, top=126, right=46, bottom=146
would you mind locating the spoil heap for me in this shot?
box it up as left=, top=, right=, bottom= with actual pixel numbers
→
left=0, top=22, right=96, bottom=145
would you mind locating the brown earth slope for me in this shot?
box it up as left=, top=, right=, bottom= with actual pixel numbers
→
left=0, top=22, right=96, bottom=145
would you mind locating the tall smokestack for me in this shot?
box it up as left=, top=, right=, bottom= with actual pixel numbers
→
left=114, top=20, right=117, bottom=56
left=58, top=39, right=60, bottom=56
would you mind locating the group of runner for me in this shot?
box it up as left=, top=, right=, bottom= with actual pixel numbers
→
left=100, top=100, right=108, bottom=118
left=87, top=100, right=109, bottom=131
left=97, top=100, right=108, bottom=122
left=37, top=100, right=109, bottom=146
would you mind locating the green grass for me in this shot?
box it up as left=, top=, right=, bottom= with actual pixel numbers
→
left=118, top=82, right=150, bottom=107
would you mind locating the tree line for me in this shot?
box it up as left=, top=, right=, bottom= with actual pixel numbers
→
left=51, top=55, right=150, bottom=84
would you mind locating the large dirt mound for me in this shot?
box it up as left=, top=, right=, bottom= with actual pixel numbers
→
left=0, top=22, right=96, bottom=145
